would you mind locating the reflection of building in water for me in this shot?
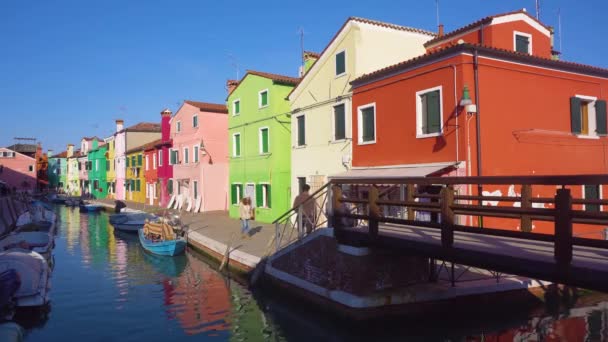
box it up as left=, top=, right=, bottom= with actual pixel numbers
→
left=87, top=214, right=110, bottom=267
left=168, top=253, right=231, bottom=335
left=471, top=302, right=608, bottom=341
left=64, top=208, right=81, bottom=252
left=79, top=213, right=91, bottom=265
left=228, top=284, right=272, bottom=341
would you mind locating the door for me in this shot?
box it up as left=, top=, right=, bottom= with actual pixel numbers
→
left=245, top=183, right=256, bottom=207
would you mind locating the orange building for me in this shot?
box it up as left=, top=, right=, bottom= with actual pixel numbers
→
left=350, top=10, right=608, bottom=238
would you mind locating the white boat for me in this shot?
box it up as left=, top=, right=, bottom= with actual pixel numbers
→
left=0, top=322, right=23, bottom=342
left=110, top=213, right=158, bottom=233
left=0, top=249, right=50, bottom=307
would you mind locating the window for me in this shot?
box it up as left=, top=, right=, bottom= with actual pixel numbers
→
left=78, top=162, right=82, bottom=170
left=176, top=121, right=181, bottom=133
left=145, top=156, right=149, bottom=170
left=231, top=183, right=243, bottom=205
left=256, top=183, right=271, bottom=208
left=193, top=145, right=199, bottom=163
left=335, top=50, right=346, bottom=76
left=95, top=160, right=99, bottom=171
left=106, top=160, right=110, bottom=171
left=259, top=127, right=269, bottom=154
left=334, top=103, right=346, bottom=140
left=184, top=148, right=189, bottom=164
left=514, top=31, right=532, bottom=54
left=170, top=150, right=178, bottom=165
left=131, top=156, right=136, bottom=167
left=136, top=179, right=141, bottom=192
left=296, top=115, right=306, bottom=146
left=193, top=180, right=198, bottom=199
left=193, top=115, right=198, bottom=128
left=137, top=154, right=142, bottom=166
left=571, top=96, right=607, bottom=136
left=28, top=165, right=34, bottom=172
left=153, top=153, right=157, bottom=169
left=584, top=184, right=601, bottom=212
left=357, top=103, right=376, bottom=144
left=416, top=86, right=443, bottom=137
left=233, top=133, right=241, bottom=157
left=259, top=89, right=269, bottom=108
left=233, top=100, right=241, bottom=115
left=158, top=150, right=163, bottom=166
left=168, top=179, right=173, bottom=195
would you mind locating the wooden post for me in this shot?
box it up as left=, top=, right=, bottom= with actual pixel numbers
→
left=440, top=185, right=455, bottom=248
left=554, top=188, right=573, bottom=267
left=406, top=184, right=414, bottom=220
left=521, top=184, right=532, bottom=232
left=368, top=185, right=380, bottom=241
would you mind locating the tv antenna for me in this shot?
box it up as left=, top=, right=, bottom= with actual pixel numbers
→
left=558, top=8, right=563, bottom=55
left=435, top=0, right=440, bottom=27
left=298, top=27, right=305, bottom=72
left=535, top=0, right=541, bottom=20
left=228, top=53, right=240, bottom=80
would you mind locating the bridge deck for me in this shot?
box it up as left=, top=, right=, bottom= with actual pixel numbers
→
left=341, top=224, right=608, bottom=292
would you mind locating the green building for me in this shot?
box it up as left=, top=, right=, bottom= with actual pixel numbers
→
left=47, top=150, right=68, bottom=191
left=87, top=140, right=108, bottom=199
left=227, top=70, right=299, bottom=223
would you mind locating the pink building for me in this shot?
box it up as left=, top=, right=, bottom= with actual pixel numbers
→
left=158, top=109, right=173, bottom=207
left=0, top=147, right=37, bottom=193
left=170, top=101, right=228, bottom=212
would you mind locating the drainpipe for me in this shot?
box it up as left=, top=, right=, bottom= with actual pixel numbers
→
left=473, top=48, right=483, bottom=227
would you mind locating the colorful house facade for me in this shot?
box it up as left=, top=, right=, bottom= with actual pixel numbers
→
left=125, top=146, right=146, bottom=203
left=158, top=109, right=174, bottom=207
left=227, top=71, right=299, bottom=223
left=170, top=100, right=228, bottom=212
left=87, top=140, right=108, bottom=199
left=47, top=150, right=68, bottom=191
left=113, top=121, right=161, bottom=201
left=0, top=147, right=37, bottom=193
left=143, top=139, right=161, bottom=206
left=105, top=135, right=116, bottom=198
left=287, top=17, right=436, bottom=200
left=349, top=10, right=608, bottom=237
left=66, top=144, right=81, bottom=196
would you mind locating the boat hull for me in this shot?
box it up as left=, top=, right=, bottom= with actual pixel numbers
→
left=112, top=222, right=144, bottom=233
left=138, top=229, right=186, bottom=256
left=79, top=205, right=103, bottom=213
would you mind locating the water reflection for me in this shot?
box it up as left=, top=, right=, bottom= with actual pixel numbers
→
left=19, top=206, right=608, bottom=341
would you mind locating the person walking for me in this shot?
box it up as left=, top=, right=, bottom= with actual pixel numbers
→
left=239, top=197, right=252, bottom=238
left=293, top=184, right=316, bottom=235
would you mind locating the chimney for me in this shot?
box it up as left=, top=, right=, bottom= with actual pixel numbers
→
left=161, top=108, right=172, bottom=142
left=116, top=119, right=124, bottom=132
left=303, top=51, right=319, bottom=74
left=67, top=144, right=74, bottom=158
left=36, top=142, right=42, bottom=159
left=438, top=24, right=444, bottom=37
left=226, top=80, right=239, bottom=95
left=47, top=149, right=53, bottom=158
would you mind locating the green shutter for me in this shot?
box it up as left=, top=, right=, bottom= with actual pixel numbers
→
left=596, top=100, right=607, bottom=135
left=261, top=129, right=269, bottom=153
left=336, top=51, right=345, bottom=75
left=585, top=184, right=600, bottom=212
left=334, top=104, right=346, bottom=140
left=426, top=90, right=441, bottom=134
left=570, top=97, right=582, bottom=134
left=126, top=157, right=129, bottom=167
left=261, top=91, right=268, bottom=107
left=256, top=184, right=263, bottom=207
left=193, top=116, right=198, bottom=127
left=362, top=107, right=375, bottom=142
left=235, top=135, right=241, bottom=156
left=137, top=154, right=142, bottom=166
left=266, top=184, right=271, bottom=208
left=168, top=179, right=173, bottom=195
left=131, top=156, right=136, bottom=167
left=231, top=184, right=237, bottom=205
left=170, top=150, right=176, bottom=164
left=515, top=35, right=529, bottom=53
left=297, top=116, right=306, bottom=146
left=235, top=101, right=240, bottom=114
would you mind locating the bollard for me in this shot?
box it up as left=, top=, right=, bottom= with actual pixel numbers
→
left=440, top=185, right=455, bottom=248
left=554, top=188, right=573, bottom=267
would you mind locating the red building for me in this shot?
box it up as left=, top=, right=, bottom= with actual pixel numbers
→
left=157, top=109, right=173, bottom=207
left=350, top=10, right=608, bottom=237
left=142, top=139, right=161, bottom=206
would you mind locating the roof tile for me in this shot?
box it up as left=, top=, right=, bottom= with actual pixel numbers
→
left=184, top=100, right=228, bottom=114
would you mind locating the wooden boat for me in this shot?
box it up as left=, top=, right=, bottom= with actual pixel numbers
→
left=79, top=202, right=104, bottom=213
left=0, top=249, right=50, bottom=307
left=110, top=213, right=157, bottom=233
left=138, top=220, right=186, bottom=256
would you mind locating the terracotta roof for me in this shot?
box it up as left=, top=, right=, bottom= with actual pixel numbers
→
left=304, top=51, right=321, bottom=59
left=82, top=136, right=103, bottom=142
left=120, top=122, right=161, bottom=133
left=184, top=100, right=228, bottom=114
left=246, top=70, right=300, bottom=86
left=424, top=9, right=552, bottom=48
left=287, top=16, right=436, bottom=100
left=351, top=43, right=608, bottom=86
left=141, top=139, right=163, bottom=151
left=125, top=144, right=146, bottom=155
left=53, top=151, right=68, bottom=158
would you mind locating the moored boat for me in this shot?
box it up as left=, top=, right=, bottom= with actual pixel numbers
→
left=110, top=213, right=157, bottom=233
left=138, top=220, right=186, bottom=256
left=0, top=249, right=50, bottom=307
left=79, top=202, right=104, bottom=213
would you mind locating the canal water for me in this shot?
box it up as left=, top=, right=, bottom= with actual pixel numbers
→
left=14, top=206, right=608, bottom=341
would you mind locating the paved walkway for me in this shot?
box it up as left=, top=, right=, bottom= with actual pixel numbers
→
left=92, top=198, right=278, bottom=263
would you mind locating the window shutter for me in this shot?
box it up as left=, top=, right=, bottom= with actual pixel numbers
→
left=138, top=154, right=142, bottom=166
left=256, top=184, right=263, bottom=207
left=426, top=90, right=441, bottom=134
left=235, top=101, right=240, bottom=114
left=168, top=179, right=173, bottom=195
left=262, top=129, right=269, bottom=153
left=596, top=100, right=607, bottom=135
left=362, top=107, right=375, bottom=141
left=297, top=116, right=306, bottom=146
left=235, top=135, right=241, bottom=156
left=585, top=184, right=600, bottom=212
left=231, top=184, right=237, bottom=204
left=570, top=97, right=582, bottom=134
left=336, top=51, right=345, bottom=75
left=515, top=35, right=529, bottom=53
left=334, top=104, right=346, bottom=140
left=266, top=184, right=271, bottom=208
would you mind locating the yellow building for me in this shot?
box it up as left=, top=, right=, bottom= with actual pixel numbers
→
left=125, top=146, right=146, bottom=203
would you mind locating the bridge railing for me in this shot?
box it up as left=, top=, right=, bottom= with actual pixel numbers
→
left=328, top=174, right=608, bottom=268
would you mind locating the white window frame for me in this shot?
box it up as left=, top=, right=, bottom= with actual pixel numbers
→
left=260, top=182, right=270, bottom=208
left=176, top=121, right=182, bottom=133
left=183, top=147, right=189, bottom=164
left=232, top=133, right=241, bottom=157
left=233, top=99, right=241, bottom=116
left=158, top=150, right=163, bottom=166
left=193, top=145, right=199, bottom=163
left=295, top=114, right=306, bottom=147
left=258, top=89, right=269, bottom=108
left=332, top=101, right=348, bottom=142
left=513, top=31, right=533, bottom=55
left=153, top=153, right=157, bottom=169
left=335, top=49, right=347, bottom=77
left=575, top=94, right=599, bottom=138
left=232, top=182, right=242, bottom=205
left=357, top=103, right=377, bottom=145
left=145, top=155, right=149, bottom=171
left=416, top=85, right=444, bottom=139
left=192, top=114, right=198, bottom=128
left=258, top=127, right=270, bottom=154
left=582, top=184, right=603, bottom=212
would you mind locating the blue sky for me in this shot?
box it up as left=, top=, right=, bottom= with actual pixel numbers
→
left=2, top=0, right=607, bottom=153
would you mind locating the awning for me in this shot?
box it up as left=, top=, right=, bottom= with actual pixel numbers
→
left=329, top=162, right=458, bottom=180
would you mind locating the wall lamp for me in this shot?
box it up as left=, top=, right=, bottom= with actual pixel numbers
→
left=459, top=85, right=477, bottom=114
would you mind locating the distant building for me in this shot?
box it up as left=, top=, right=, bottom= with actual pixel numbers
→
left=0, top=147, right=37, bottom=193
left=47, top=150, right=68, bottom=191
left=87, top=139, right=108, bottom=199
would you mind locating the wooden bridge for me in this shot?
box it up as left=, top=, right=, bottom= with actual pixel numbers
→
left=274, top=174, right=608, bottom=292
